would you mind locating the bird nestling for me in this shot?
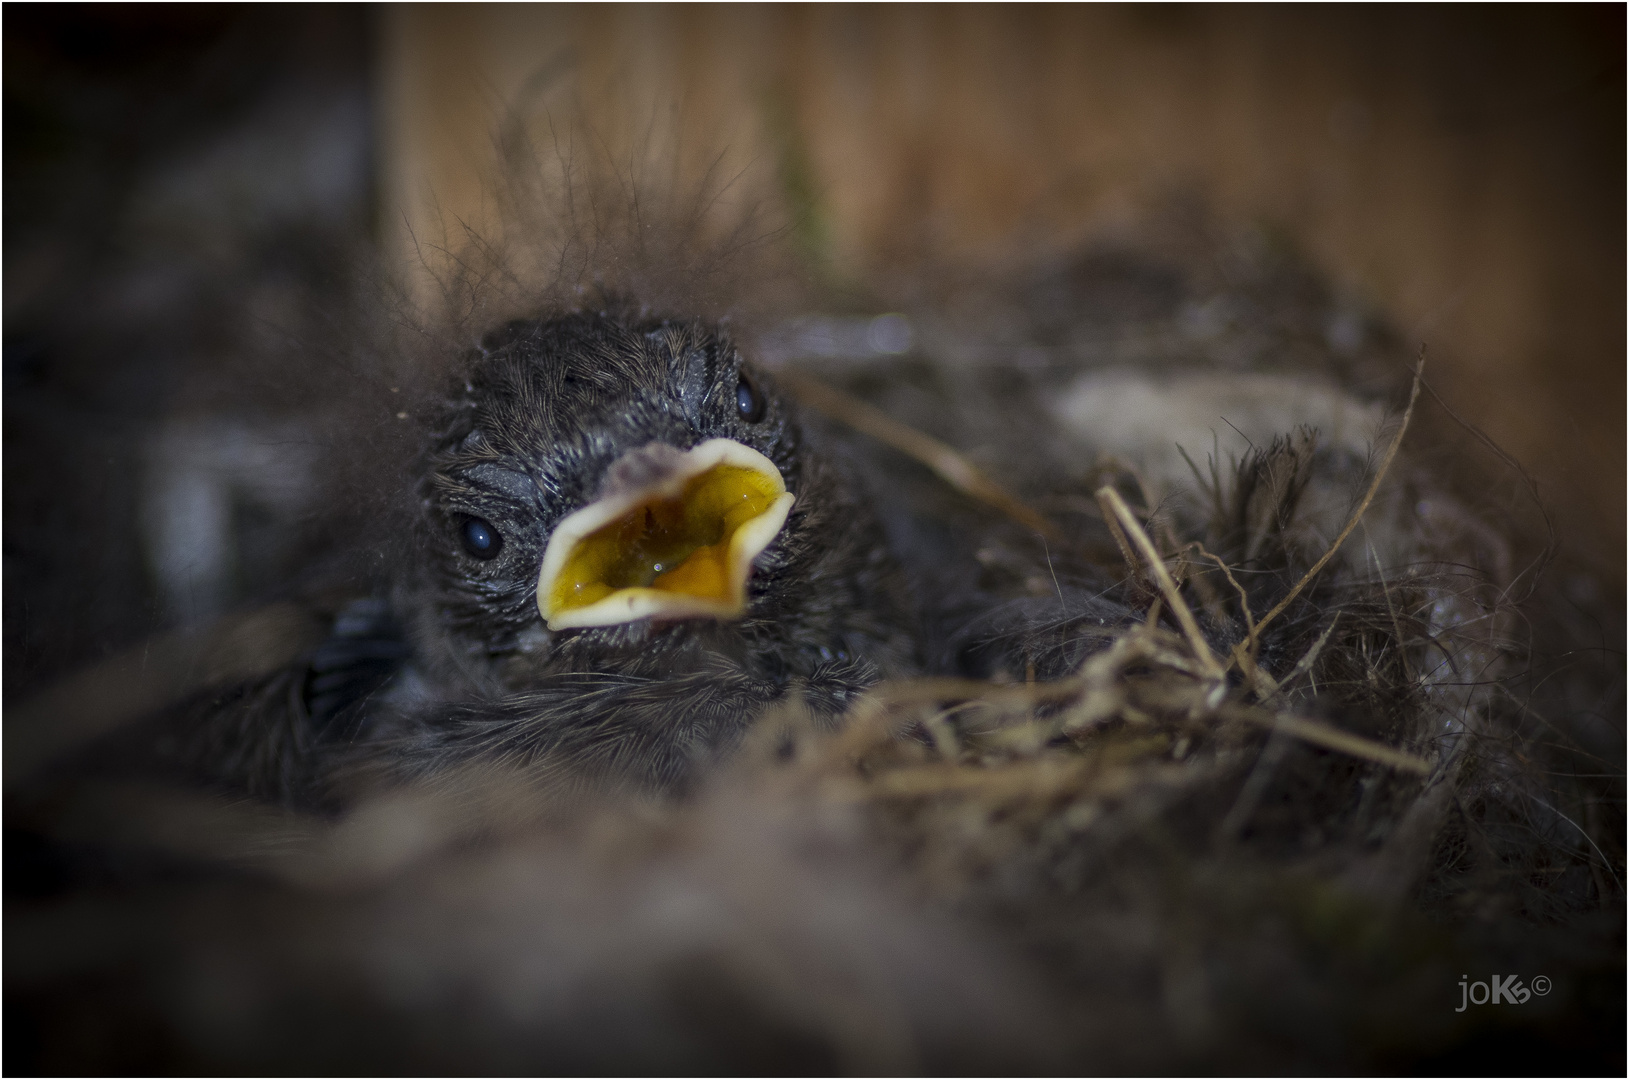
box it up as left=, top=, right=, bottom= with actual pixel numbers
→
left=111, top=306, right=924, bottom=804
left=379, top=310, right=920, bottom=790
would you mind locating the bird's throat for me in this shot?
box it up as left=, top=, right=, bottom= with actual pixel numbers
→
left=537, top=440, right=794, bottom=630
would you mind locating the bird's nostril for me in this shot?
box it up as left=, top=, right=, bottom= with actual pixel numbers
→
left=596, top=442, right=689, bottom=500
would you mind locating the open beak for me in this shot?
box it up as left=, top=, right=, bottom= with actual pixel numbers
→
left=537, top=439, right=795, bottom=630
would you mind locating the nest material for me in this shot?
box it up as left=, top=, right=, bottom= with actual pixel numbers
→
left=10, top=353, right=1619, bottom=1072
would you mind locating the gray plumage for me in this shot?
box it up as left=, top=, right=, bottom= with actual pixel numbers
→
left=385, top=309, right=925, bottom=791
left=120, top=307, right=931, bottom=803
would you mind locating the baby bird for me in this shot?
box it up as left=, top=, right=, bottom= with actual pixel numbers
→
left=136, top=307, right=925, bottom=803
left=380, top=310, right=923, bottom=789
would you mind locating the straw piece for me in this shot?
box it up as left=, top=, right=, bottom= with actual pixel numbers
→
left=1189, top=542, right=1256, bottom=637
left=1095, top=485, right=1225, bottom=680
left=1218, top=705, right=1431, bottom=775
left=1250, top=353, right=1425, bottom=644
left=780, top=371, right=1064, bottom=541
left=1256, top=613, right=1342, bottom=706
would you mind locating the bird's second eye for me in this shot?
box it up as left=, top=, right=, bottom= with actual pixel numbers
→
left=460, top=517, right=503, bottom=560
left=735, top=376, right=766, bottom=423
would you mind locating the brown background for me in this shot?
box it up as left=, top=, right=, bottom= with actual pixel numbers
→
left=379, top=4, right=1625, bottom=575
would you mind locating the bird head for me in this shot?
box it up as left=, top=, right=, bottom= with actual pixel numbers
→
left=409, top=309, right=899, bottom=684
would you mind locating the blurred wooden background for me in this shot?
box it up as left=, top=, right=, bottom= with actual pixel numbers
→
left=384, top=6, right=1624, bottom=571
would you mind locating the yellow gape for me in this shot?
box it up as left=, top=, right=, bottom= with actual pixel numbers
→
left=549, top=465, right=780, bottom=611
left=537, top=440, right=795, bottom=630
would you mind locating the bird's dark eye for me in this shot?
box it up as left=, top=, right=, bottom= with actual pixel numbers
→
left=460, top=517, right=502, bottom=560
left=735, top=375, right=766, bottom=423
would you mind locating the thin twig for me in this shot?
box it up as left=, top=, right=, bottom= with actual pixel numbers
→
left=1182, top=540, right=1275, bottom=696
left=1218, top=705, right=1432, bottom=775
left=1257, top=613, right=1342, bottom=706
left=1250, top=351, right=1426, bottom=647
left=1187, top=542, right=1257, bottom=637
left=1095, top=486, right=1225, bottom=680
left=779, top=371, right=1064, bottom=541
left=1099, top=492, right=1148, bottom=586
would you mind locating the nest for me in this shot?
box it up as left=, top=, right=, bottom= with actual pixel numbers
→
left=6, top=95, right=1621, bottom=1073
left=11, top=348, right=1620, bottom=1072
